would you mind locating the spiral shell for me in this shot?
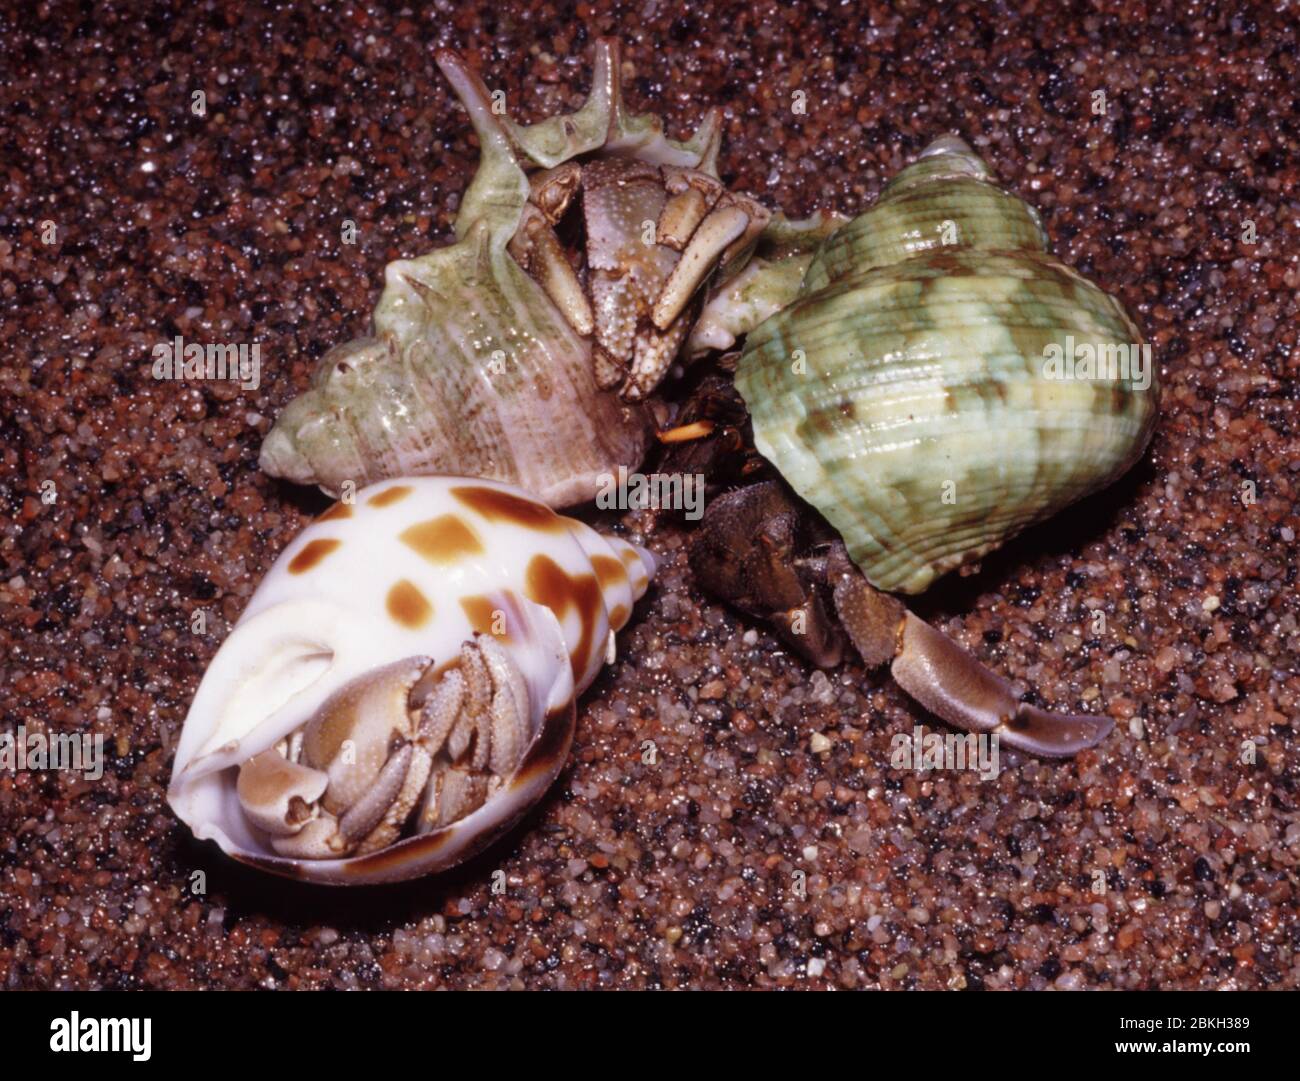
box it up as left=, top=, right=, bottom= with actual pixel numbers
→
left=735, top=136, right=1158, bottom=594
left=168, top=476, right=653, bottom=884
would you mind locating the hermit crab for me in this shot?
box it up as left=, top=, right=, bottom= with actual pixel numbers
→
left=670, top=135, right=1159, bottom=757
left=259, top=40, right=817, bottom=506
left=168, top=477, right=653, bottom=884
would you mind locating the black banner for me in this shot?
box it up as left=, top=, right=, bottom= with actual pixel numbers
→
left=1, top=989, right=1285, bottom=1068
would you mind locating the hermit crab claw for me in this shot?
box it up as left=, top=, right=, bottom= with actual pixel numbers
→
left=689, top=481, right=1112, bottom=759
left=169, top=598, right=411, bottom=861
left=830, top=566, right=1114, bottom=757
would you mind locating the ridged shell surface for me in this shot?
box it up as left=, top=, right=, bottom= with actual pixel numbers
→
left=736, top=137, right=1158, bottom=594
left=801, top=136, right=1049, bottom=292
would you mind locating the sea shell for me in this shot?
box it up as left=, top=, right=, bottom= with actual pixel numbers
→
left=168, top=476, right=653, bottom=885
left=259, top=40, right=763, bottom=506
left=735, top=135, right=1159, bottom=594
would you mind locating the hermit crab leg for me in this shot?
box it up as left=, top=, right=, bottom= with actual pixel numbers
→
left=509, top=165, right=595, bottom=337
left=525, top=216, right=595, bottom=335
left=657, top=168, right=725, bottom=250
left=593, top=345, right=628, bottom=391
left=623, top=311, right=695, bottom=403
left=415, top=634, right=533, bottom=832
left=622, top=196, right=767, bottom=402
left=830, top=561, right=1114, bottom=757
left=346, top=743, right=425, bottom=856
left=652, top=204, right=751, bottom=331
left=478, top=635, right=530, bottom=776
left=657, top=185, right=713, bottom=249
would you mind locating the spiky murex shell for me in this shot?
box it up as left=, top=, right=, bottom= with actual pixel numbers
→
left=260, top=41, right=722, bottom=506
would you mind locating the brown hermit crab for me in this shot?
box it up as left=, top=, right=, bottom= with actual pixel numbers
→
left=663, top=135, right=1159, bottom=757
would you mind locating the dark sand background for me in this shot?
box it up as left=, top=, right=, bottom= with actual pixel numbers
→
left=1, top=2, right=1296, bottom=988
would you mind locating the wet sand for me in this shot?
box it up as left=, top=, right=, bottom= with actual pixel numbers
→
left=1, top=3, right=1296, bottom=988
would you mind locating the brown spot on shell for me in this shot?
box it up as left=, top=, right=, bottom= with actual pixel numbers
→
left=340, top=827, right=455, bottom=878
left=400, top=515, right=485, bottom=564
left=591, top=554, right=628, bottom=591
left=289, top=538, right=341, bottom=574
left=368, top=484, right=413, bottom=507
left=461, top=595, right=506, bottom=638
left=387, top=579, right=433, bottom=628
left=233, top=853, right=307, bottom=880
left=803, top=402, right=845, bottom=444
left=1111, top=383, right=1131, bottom=415
left=617, top=546, right=650, bottom=591
left=316, top=501, right=354, bottom=523
left=609, top=604, right=629, bottom=628
left=526, top=554, right=603, bottom=679
left=921, top=249, right=969, bottom=275
left=452, top=485, right=567, bottom=533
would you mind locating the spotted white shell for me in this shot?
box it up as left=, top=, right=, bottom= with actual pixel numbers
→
left=168, top=476, right=653, bottom=884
